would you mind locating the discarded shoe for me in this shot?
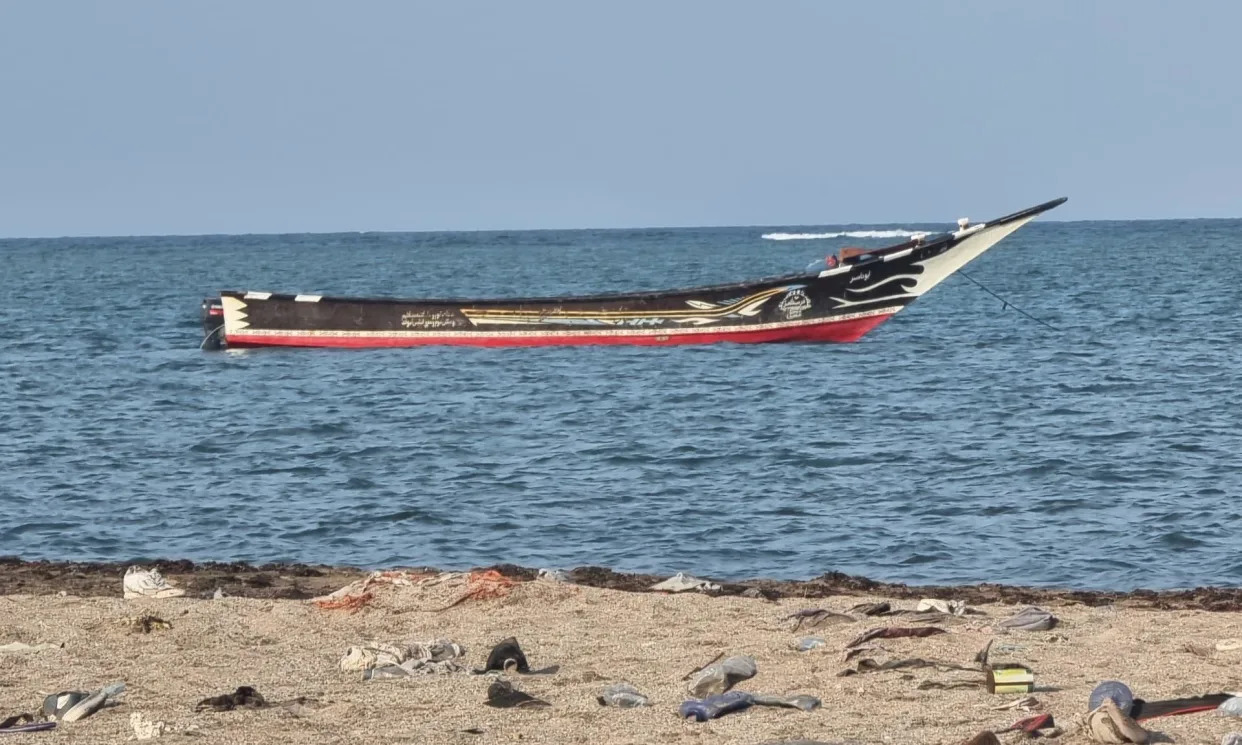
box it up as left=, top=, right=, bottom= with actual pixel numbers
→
left=475, top=638, right=557, bottom=675
left=680, top=691, right=755, bottom=721
left=194, top=686, right=267, bottom=712
left=597, top=683, right=650, bottom=708
left=123, top=566, right=186, bottom=600
left=686, top=655, right=757, bottom=697
left=43, top=682, right=126, bottom=723
left=651, top=572, right=721, bottom=593
left=485, top=680, right=549, bottom=708
left=998, top=606, right=1057, bottom=632
left=1085, top=697, right=1149, bottom=743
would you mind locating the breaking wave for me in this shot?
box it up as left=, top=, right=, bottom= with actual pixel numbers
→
left=762, top=229, right=924, bottom=241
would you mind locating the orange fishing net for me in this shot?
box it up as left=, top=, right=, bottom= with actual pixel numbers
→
left=436, top=570, right=518, bottom=611
left=313, top=591, right=374, bottom=613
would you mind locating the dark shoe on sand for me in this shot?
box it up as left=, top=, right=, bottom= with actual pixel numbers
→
left=485, top=680, right=549, bottom=709
left=475, top=638, right=558, bottom=675
left=194, top=686, right=268, bottom=712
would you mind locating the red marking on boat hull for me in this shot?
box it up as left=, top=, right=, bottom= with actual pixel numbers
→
left=225, top=313, right=896, bottom=349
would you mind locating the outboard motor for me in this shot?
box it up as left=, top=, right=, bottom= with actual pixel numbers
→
left=201, top=297, right=225, bottom=350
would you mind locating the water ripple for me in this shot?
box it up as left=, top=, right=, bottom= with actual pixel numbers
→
left=1, top=220, right=1241, bottom=590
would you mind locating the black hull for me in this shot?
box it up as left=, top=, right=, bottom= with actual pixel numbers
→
left=209, top=198, right=1066, bottom=349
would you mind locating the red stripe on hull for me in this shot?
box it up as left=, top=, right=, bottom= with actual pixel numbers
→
left=225, top=313, right=896, bottom=349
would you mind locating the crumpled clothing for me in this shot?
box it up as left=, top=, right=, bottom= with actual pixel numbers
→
left=651, top=572, right=721, bottom=593
left=999, top=606, right=1057, bottom=632
left=340, top=639, right=466, bottom=673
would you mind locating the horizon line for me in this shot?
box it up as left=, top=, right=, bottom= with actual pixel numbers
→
left=1, top=213, right=1239, bottom=241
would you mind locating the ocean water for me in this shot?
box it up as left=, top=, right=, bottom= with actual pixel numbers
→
left=1, top=216, right=1240, bottom=591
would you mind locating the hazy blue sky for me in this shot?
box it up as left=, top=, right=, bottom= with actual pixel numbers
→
left=2, top=1, right=1239, bottom=237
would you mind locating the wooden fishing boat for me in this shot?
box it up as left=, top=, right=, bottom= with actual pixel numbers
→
left=200, top=197, right=1065, bottom=349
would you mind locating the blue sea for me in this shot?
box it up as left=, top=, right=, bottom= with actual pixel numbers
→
left=1, top=215, right=1240, bottom=591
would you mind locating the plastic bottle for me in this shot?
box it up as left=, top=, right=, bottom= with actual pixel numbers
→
left=1088, top=680, right=1135, bottom=714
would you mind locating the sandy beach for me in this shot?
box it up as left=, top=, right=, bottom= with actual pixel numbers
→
left=2, top=561, right=1241, bottom=744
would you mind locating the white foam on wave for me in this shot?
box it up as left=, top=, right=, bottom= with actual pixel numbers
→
left=761, top=229, right=925, bottom=241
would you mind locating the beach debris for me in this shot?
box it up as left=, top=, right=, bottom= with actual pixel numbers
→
left=651, top=572, right=721, bottom=594
left=212, top=588, right=225, bottom=600
left=985, top=663, right=1035, bottom=694
left=123, top=566, right=185, bottom=600
left=485, top=680, right=549, bottom=709
left=916, top=598, right=970, bottom=616
left=680, top=691, right=755, bottom=721
left=0, top=713, right=55, bottom=734
left=838, top=657, right=942, bottom=676
left=1217, top=639, right=1242, bottom=652
left=679, top=691, right=821, bottom=721
left=474, top=637, right=558, bottom=675
left=43, top=682, right=126, bottom=723
left=437, top=570, right=520, bottom=611
left=194, top=686, right=267, bottom=713
left=130, top=712, right=166, bottom=740
left=998, top=712, right=1055, bottom=735
left=741, top=587, right=781, bottom=601
left=796, top=637, right=827, bottom=652
left=121, top=613, right=172, bottom=634
left=277, top=697, right=323, bottom=718
left=998, top=606, right=1057, bottom=632
left=686, top=655, right=757, bottom=697
left=991, top=696, right=1042, bottom=711
left=1084, top=697, right=1149, bottom=743
left=597, top=683, right=650, bottom=708
left=311, top=570, right=436, bottom=612
left=536, top=568, right=568, bottom=582
left=0, top=641, right=63, bottom=655
left=846, top=601, right=891, bottom=616
left=349, top=640, right=468, bottom=678
left=340, top=642, right=409, bottom=671
left=785, top=608, right=855, bottom=630
left=341, top=639, right=465, bottom=673
left=843, top=644, right=886, bottom=662
left=1222, top=734, right=1242, bottom=745
left=751, top=694, right=822, bottom=712
left=1219, top=697, right=1242, bottom=717
left=845, top=626, right=946, bottom=649
left=917, top=679, right=982, bottom=690
left=974, top=639, right=993, bottom=666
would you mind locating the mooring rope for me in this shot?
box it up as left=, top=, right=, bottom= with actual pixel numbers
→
left=199, top=324, right=225, bottom=350
left=956, top=270, right=1059, bottom=332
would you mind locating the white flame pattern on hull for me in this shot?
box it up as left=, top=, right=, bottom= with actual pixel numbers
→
left=829, top=215, right=1037, bottom=309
